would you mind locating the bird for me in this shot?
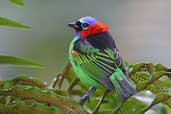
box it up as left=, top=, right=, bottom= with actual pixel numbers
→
left=68, top=16, right=136, bottom=104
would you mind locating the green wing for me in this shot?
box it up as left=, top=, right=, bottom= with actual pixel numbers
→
left=71, top=42, right=118, bottom=88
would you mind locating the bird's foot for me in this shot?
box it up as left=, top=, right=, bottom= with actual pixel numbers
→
left=79, top=87, right=96, bottom=106
left=79, top=94, right=90, bottom=105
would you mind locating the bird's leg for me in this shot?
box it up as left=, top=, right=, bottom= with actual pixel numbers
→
left=92, top=89, right=110, bottom=114
left=79, top=87, right=96, bottom=105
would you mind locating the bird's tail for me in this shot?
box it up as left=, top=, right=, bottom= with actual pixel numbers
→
left=109, top=68, right=136, bottom=100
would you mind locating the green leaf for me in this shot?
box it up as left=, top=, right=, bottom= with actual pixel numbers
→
left=0, top=55, right=43, bottom=67
left=129, top=63, right=146, bottom=76
left=136, top=71, right=171, bottom=92
left=0, top=85, right=88, bottom=114
left=129, top=63, right=156, bottom=76
left=146, top=63, right=155, bottom=74
left=0, top=17, right=30, bottom=29
left=155, top=63, right=168, bottom=71
left=9, top=0, right=24, bottom=6
left=121, top=98, right=147, bottom=114
left=129, top=72, right=150, bottom=84
left=135, top=93, right=171, bottom=114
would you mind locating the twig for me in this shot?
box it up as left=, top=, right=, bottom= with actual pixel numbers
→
left=51, top=73, right=62, bottom=88
left=68, top=78, right=80, bottom=93
left=50, top=61, right=71, bottom=89
left=58, top=61, right=71, bottom=89
left=92, top=89, right=110, bottom=114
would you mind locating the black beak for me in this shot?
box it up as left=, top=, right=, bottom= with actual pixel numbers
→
left=68, top=22, right=79, bottom=29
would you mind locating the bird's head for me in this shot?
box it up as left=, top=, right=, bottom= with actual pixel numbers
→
left=68, top=16, right=109, bottom=38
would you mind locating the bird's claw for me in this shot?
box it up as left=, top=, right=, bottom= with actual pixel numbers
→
left=79, top=94, right=90, bottom=105
left=79, top=87, right=96, bottom=105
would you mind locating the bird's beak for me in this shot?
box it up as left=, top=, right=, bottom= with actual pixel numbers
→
left=68, top=22, right=79, bottom=29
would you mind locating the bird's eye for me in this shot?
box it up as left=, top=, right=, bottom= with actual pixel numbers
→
left=81, top=23, right=89, bottom=29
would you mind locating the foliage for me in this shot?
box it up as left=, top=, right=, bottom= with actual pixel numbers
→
left=52, top=62, right=171, bottom=114
left=0, top=1, right=170, bottom=114
left=9, top=0, right=24, bottom=6
left=0, top=0, right=29, bottom=29
left=0, top=76, right=87, bottom=114
left=0, top=17, right=29, bottom=29
left=0, top=55, right=43, bottom=67
left=0, top=62, right=170, bottom=114
left=0, top=1, right=40, bottom=67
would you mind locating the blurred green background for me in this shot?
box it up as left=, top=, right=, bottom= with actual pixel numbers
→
left=0, top=0, right=171, bottom=85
